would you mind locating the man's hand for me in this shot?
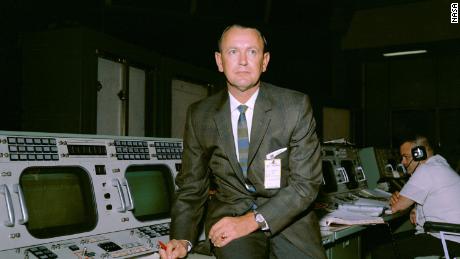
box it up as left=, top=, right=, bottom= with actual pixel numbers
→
left=208, top=212, right=259, bottom=248
left=159, top=239, right=188, bottom=259
left=390, top=191, right=415, bottom=213
left=410, top=207, right=417, bottom=225
left=390, top=191, right=400, bottom=207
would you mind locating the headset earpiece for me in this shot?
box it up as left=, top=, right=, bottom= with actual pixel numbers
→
left=411, top=146, right=427, bottom=161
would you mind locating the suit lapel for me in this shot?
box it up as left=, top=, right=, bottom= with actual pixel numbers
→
left=248, top=85, right=272, bottom=167
left=213, top=91, right=246, bottom=183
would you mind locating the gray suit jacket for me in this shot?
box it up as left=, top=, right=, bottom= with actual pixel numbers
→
left=171, top=82, right=325, bottom=258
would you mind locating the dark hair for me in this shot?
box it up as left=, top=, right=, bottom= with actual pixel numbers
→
left=217, top=24, right=269, bottom=53
left=401, top=134, right=434, bottom=155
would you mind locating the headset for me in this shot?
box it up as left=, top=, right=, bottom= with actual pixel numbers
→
left=408, top=135, right=429, bottom=167
left=405, top=145, right=427, bottom=171
left=411, top=145, right=427, bottom=161
left=404, top=145, right=427, bottom=174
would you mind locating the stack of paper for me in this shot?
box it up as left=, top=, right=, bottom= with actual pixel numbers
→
left=359, top=188, right=392, bottom=199
left=338, top=204, right=384, bottom=217
left=352, top=198, right=389, bottom=209
left=319, top=209, right=384, bottom=226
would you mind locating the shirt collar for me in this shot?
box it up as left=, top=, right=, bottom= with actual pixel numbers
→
left=228, top=88, right=259, bottom=112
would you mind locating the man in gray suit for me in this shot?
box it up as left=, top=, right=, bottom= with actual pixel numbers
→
left=160, top=24, right=326, bottom=259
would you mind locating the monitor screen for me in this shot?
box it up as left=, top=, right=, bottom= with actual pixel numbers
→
left=321, top=160, right=338, bottom=193
left=341, top=160, right=358, bottom=189
left=20, top=167, right=97, bottom=239
left=125, top=165, right=174, bottom=221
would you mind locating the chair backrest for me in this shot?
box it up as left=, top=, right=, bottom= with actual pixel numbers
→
left=424, top=221, right=460, bottom=259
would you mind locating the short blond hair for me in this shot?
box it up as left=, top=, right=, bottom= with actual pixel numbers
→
left=217, top=24, right=268, bottom=53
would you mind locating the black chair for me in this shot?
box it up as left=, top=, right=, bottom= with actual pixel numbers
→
left=423, top=221, right=460, bottom=259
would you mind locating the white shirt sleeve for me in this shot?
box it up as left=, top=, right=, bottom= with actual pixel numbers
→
left=400, top=167, right=431, bottom=205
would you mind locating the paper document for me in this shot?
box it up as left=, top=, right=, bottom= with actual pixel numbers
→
left=353, top=198, right=389, bottom=209
left=338, top=203, right=384, bottom=216
left=359, top=188, right=392, bottom=199
left=319, top=209, right=384, bottom=226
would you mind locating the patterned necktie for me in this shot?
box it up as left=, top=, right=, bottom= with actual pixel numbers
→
left=237, top=105, right=250, bottom=179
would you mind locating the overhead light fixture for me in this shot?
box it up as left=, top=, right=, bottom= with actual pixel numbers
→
left=383, top=50, right=427, bottom=57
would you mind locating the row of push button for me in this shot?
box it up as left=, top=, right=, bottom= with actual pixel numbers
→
left=154, top=142, right=181, bottom=148
left=27, top=246, right=57, bottom=259
left=156, top=148, right=182, bottom=154
left=116, top=147, right=149, bottom=154
left=156, top=154, right=181, bottom=160
left=111, top=245, right=151, bottom=258
left=116, top=154, right=150, bottom=160
left=138, top=223, right=170, bottom=238
left=9, top=145, right=58, bottom=153
left=114, top=140, right=148, bottom=147
left=8, top=137, right=57, bottom=145
left=10, top=154, right=59, bottom=161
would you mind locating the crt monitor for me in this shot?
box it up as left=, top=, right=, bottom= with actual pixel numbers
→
left=340, top=160, right=359, bottom=189
left=321, top=160, right=338, bottom=193
left=20, top=166, right=98, bottom=239
left=125, top=164, right=175, bottom=222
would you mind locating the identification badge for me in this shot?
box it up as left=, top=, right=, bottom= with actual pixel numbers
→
left=264, top=159, right=281, bottom=189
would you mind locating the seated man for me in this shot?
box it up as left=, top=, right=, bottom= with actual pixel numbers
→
left=372, top=135, right=460, bottom=258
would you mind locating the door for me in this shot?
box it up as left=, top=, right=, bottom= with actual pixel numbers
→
left=97, top=57, right=146, bottom=136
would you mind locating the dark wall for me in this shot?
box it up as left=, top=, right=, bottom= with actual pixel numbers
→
left=0, top=26, right=22, bottom=131
left=361, top=47, right=460, bottom=169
